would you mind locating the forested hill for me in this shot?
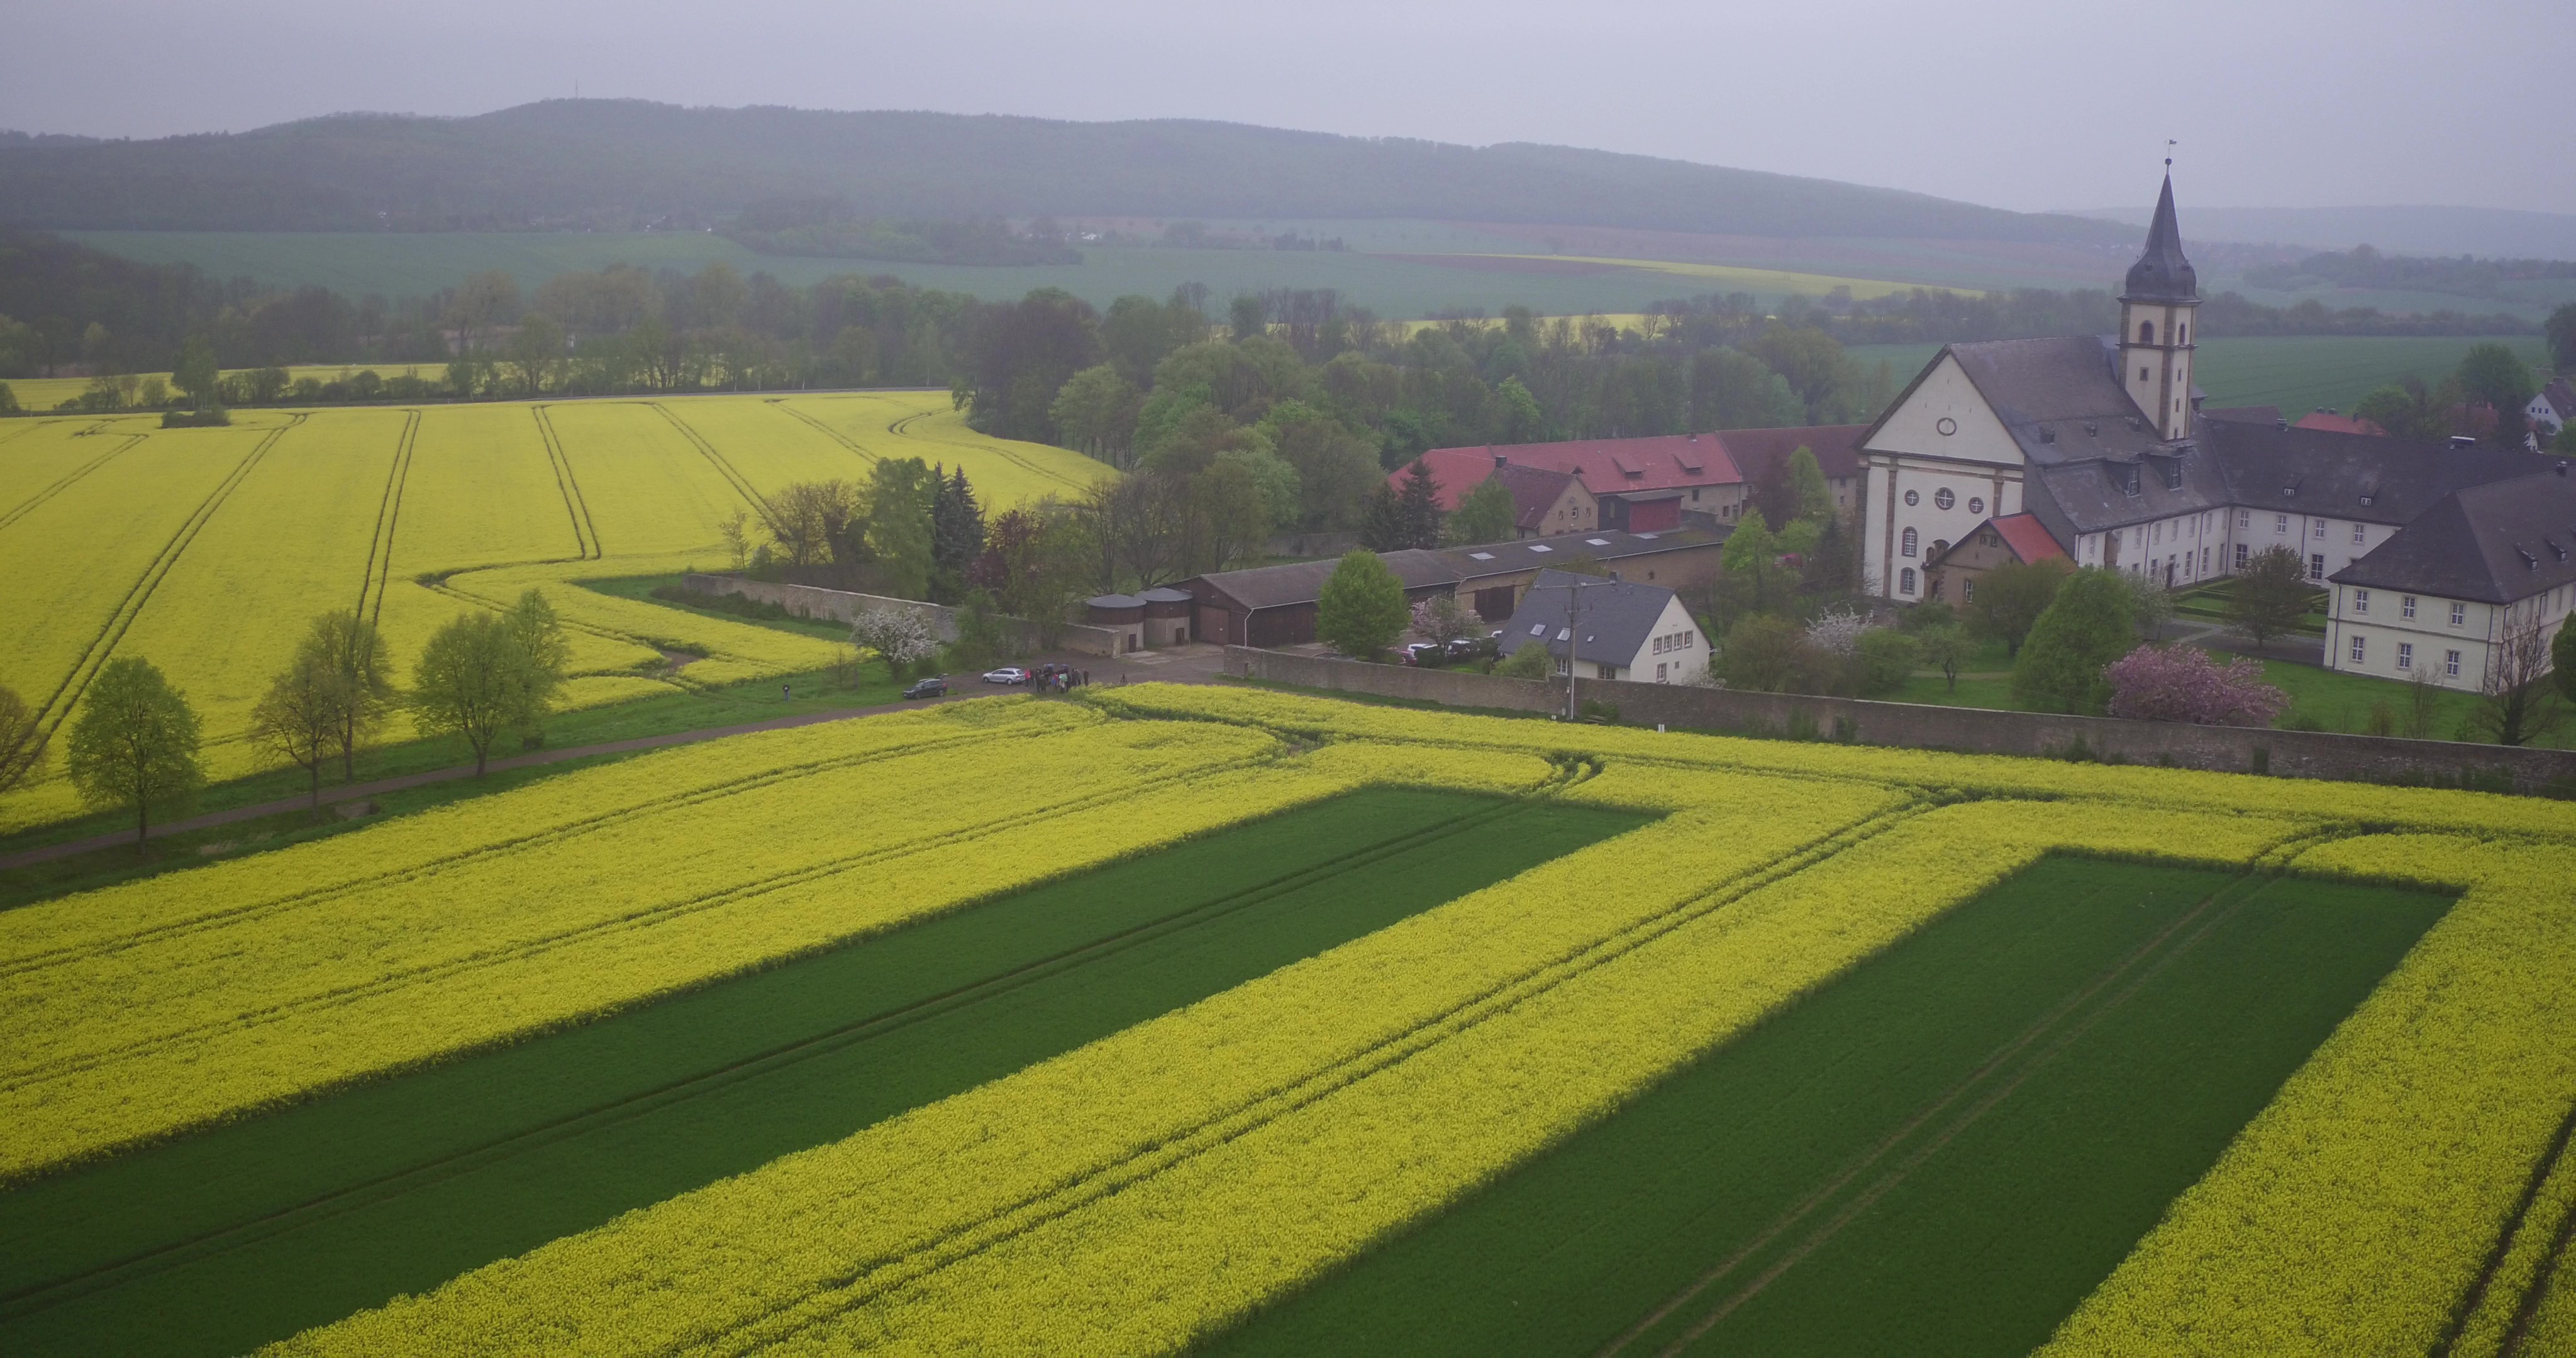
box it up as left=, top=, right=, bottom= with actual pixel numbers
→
left=0, top=100, right=2131, bottom=243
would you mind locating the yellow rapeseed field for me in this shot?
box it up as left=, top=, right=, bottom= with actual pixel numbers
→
left=4, top=684, right=2543, bottom=1354
left=0, top=392, right=1113, bottom=831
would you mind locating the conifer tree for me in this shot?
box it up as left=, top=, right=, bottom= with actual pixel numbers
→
left=1395, top=460, right=1444, bottom=549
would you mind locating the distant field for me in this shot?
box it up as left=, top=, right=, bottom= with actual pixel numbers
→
left=3, top=363, right=442, bottom=412
left=63, top=231, right=1931, bottom=318
left=1848, top=334, right=2553, bottom=418
left=0, top=389, right=1110, bottom=831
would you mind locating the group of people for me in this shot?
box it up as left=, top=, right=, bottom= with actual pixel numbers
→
left=1035, top=663, right=1089, bottom=693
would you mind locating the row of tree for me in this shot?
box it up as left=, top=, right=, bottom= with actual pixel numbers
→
left=2351, top=340, right=2573, bottom=449
left=0, top=597, right=574, bottom=849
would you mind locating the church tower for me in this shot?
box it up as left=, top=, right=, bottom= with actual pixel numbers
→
left=2119, top=173, right=2199, bottom=440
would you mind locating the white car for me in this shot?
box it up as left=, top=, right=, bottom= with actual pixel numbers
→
left=982, top=666, right=1030, bottom=685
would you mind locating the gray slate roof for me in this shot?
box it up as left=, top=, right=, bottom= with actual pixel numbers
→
left=2207, top=421, right=2553, bottom=524
left=1194, top=549, right=1461, bottom=611
left=2330, top=469, right=2576, bottom=603
left=1442, top=526, right=1725, bottom=582
left=1497, top=570, right=1679, bottom=667
left=2123, top=175, right=2199, bottom=303
left=1945, top=335, right=2172, bottom=466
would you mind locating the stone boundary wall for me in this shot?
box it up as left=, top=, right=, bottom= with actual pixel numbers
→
left=682, top=574, right=1122, bottom=656
left=1226, top=646, right=2576, bottom=794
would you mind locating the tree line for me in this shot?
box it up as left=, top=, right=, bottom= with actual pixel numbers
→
left=0, top=599, right=575, bottom=849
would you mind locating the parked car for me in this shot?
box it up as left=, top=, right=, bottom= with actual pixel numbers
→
left=1398, top=643, right=1445, bottom=667
left=982, top=666, right=1030, bottom=685
left=1444, top=635, right=1487, bottom=660
left=902, top=675, right=949, bottom=699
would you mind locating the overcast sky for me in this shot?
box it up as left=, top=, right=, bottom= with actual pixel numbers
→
left=4, top=0, right=2564, bottom=216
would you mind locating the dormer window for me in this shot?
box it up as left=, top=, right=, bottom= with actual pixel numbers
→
left=2518, top=546, right=2539, bottom=570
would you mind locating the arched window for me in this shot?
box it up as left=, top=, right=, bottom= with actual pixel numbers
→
left=1899, top=567, right=1916, bottom=595
left=2139, top=320, right=2155, bottom=343
left=1901, top=527, right=1918, bottom=557
left=2177, top=323, right=2187, bottom=343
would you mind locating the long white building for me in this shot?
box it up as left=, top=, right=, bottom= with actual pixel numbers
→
left=1855, top=172, right=2571, bottom=689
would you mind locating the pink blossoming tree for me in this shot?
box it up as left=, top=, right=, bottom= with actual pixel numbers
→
left=2104, top=644, right=2290, bottom=727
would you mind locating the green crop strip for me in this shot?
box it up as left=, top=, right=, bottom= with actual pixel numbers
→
left=0, top=788, right=1646, bottom=1357
left=1202, top=856, right=2451, bottom=1358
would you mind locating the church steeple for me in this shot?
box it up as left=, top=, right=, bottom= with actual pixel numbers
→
left=2118, top=169, right=2199, bottom=439
left=2123, top=175, right=2199, bottom=304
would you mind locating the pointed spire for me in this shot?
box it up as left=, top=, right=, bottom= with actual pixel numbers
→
left=2123, top=174, right=2198, bottom=303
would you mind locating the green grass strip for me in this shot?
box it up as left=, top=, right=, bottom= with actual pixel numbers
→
left=0, top=788, right=1646, bottom=1357
left=1202, top=856, right=2450, bottom=1358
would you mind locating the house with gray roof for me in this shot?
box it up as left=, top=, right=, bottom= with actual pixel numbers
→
left=2324, top=466, right=2576, bottom=691
left=1497, top=570, right=1709, bottom=684
left=1855, top=169, right=2565, bottom=689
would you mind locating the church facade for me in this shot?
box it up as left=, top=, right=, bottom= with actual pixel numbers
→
left=1855, top=174, right=2575, bottom=689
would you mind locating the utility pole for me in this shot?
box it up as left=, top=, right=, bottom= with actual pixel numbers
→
left=1562, top=572, right=1618, bottom=720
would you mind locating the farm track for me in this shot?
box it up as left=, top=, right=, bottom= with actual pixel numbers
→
left=0, top=719, right=1034, bottom=981
left=645, top=402, right=774, bottom=528
left=2440, top=1093, right=2576, bottom=1357
left=0, top=435, right=145, bottom=536
left=894, top=409, right=1097, bottom=496
left=353, top=411, right=418, bottom=624
left=767, top=398, right=883, bottom=468
left=528, top=405, right=599, bottom=560
left=664, top=792, right=1923, bottom=1357
left=0, top=742, right=1281, bottom=1114
left=1601, top=871, right=2272, bottom=1357
left=0, top=794, right=1543, bottom=1322
left=23, top=416, right=304, bottom=751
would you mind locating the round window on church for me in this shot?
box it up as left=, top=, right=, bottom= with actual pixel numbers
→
left=1904, top=490, right=1919, bottom=507
left=1968, top=497, right=1985, bottom=514
left=1936, top=417, right=1958, bottom=436
left=1934, top=489, right=1955, bottom=511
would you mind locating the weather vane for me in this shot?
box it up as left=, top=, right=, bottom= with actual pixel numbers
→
left=2165, top=139, right=2177, bottom=170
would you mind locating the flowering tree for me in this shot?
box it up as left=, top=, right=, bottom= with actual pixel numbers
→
left=1804, top=607, right=1868, bottom=658
left=2104, top=644, right=2289, bottom=727
left=1411, top=593, right=1475, bottom=647
left=849, top=609, right=941, bottom=677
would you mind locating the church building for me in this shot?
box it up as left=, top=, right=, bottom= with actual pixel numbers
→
left=1856, top=173, right=2575, bottom=689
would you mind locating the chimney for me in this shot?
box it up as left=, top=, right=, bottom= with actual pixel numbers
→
left=2276, top=417, right=2289, bottom=431
left=1493, top=452, right=1508, bottom=468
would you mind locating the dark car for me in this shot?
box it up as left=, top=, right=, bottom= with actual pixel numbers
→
left=903, top=675, right=950, bottom=699
left=1398, top=642, right=1445, bottom=667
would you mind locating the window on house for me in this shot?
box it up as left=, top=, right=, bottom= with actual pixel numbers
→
left=2200, top=547, right=2209, bottom=573
left=1899, top=568, right=1916, bottom=594
left=1968, top=497, right=1984, bottom=514
left=2313, top=521, right=2328, bottom=539
left=2178, top=323, right=2187, bottom=343
left=2140, top=367, right=2151, bottom=381
left=2401, top=595, right=2416, bottom=619
left=1934, top=488, right=1955, bottom=510
left=1901, top=527, right=1918, bottom=557
left=2275, top=514, right=2289, bottom=534
left=2398, top=642, right=2414, bottom=670
left=1904, top=490, right=1919, bottom=507
left=2354, top=590, right=2369, bottom=614
left=2451, top=602, right=2467, bottom=626
left=2310, top=555, right=2325, bottom=581
left=2446, top=649, right=2462, bottom=677
left=2351, top=524, right=2367, bottom=545
left=1963, top=578, right=1976, bottom=603
left=2140, top=321, right=2155, bottom=343
left=2350, top=635, right=2366, bottom=664
left=2235, top=543, right=2249, bottom=568
left=2238, top=509, right=2250, bottom=528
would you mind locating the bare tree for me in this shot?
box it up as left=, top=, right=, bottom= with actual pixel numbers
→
left=2474, top=609, right=2562, bottom=747
left=248, top=651, right=348, bottom=809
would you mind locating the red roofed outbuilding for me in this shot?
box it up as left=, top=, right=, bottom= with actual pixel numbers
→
left=1392, top=426, right=1868, bottom=536
left=2294, top=411, right=2387, bottom=437
left=1923, top=512, right=2070, bottom=605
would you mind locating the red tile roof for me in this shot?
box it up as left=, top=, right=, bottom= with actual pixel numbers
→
left=1403, top=434, right=1741, bottom=502
left=1989, top=512, right=2068, bottom=564
left=1711, top=425, right=1868, bottom=483
left=2294, top=411, right=2386, bottom=437
left=1403, top=427, right=1868, bottom=514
